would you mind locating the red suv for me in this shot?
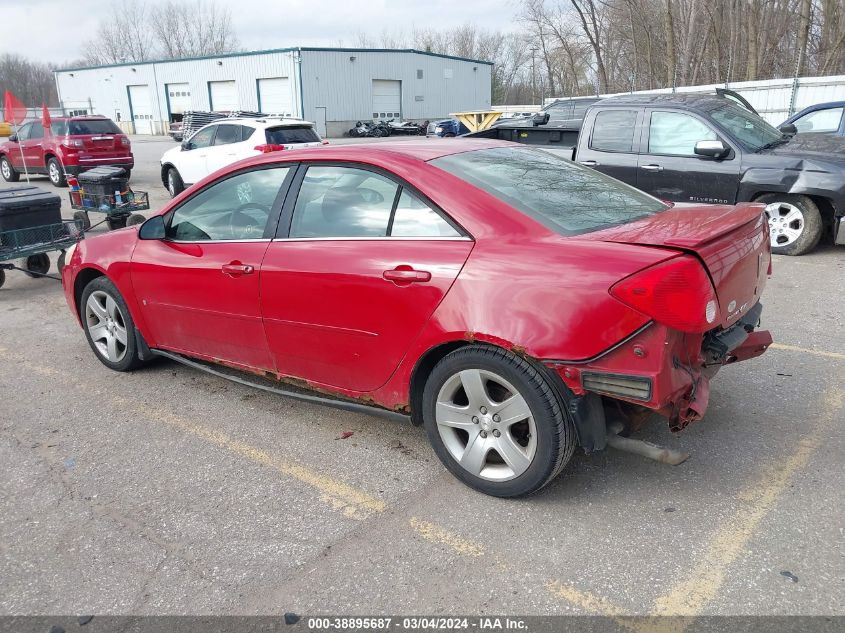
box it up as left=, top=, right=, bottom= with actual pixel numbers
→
left=0, top=116, right=134, bottom=187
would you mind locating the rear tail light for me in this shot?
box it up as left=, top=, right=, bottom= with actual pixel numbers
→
left=254, top=144, right=285, bottom=153
left=610, top=255, right=719, bottom=333
left=321, top=139, right=329, bottom=145
left=62, top=138, right=84, bottom=149
left=120, top=136, right=130, bottom=147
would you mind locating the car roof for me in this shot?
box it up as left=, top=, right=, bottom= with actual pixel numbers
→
left=223, top=117, right=314, bottom=128
left=52, top=115, right=113, bottom=122
left=246, top=138, right=513, bottom=165
left=600, top=92, right=731, bottom=109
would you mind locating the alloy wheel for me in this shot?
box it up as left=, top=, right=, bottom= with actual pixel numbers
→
left=765, top=202, right=804, bottom=247
left=435, top=368, right=537, bottom=481
left=49, top=161, right=61, bottom=184
left=1, top=160, right=10, bottom=179
left=168, top=171, right=176, bottom=196
left=85, top=290, right=128, bottom=363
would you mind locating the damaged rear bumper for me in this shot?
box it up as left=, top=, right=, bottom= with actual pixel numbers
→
left=545, top=302, right=772, bottom=435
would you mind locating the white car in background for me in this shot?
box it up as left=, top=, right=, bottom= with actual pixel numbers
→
left=160, top=117, right=325, bottom=197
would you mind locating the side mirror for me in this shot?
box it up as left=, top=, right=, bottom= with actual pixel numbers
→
left=180, top=140, right=192, bottom=151
left=138, top=214, right=166, bottom=240
left=694, top=139, right=730, bottom=159
left=8, top=134, right=17, bottom=143
left=532, top=112, right=550, bottom=127
left=778, top=122, right=798, bottom=136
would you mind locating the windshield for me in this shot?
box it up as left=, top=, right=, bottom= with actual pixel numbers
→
left=710, top=104, right=783, bottom=151
left=430, top=146, right=668, bottom=236
left=265, top=125, right=320, bottom=145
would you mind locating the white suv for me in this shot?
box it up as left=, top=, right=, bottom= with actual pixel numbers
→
left=160, top=118, right=325, bottom=197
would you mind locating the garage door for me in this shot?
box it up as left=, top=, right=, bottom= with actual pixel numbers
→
left=209, top=80, right=238, bottom=112
left=372, top=80, right=401, bottom=120
left=128, top=84, right=154, bottom=135
left=258, top=77, right=293, bottom=116
left=166, top=83, right=191, bottom=121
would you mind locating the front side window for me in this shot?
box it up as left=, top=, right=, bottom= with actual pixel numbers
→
left=793, top=107, right=844, bottom=133
left=591, top=110, right=638, bottom=152
left=167, top=167, right=290, bottom=241
left=188, top=125, right=216, bottom=149
left=709, top=103, right=782, bottom=151
left=648, top=111, right=718, bottom=155
left=16, top=123, right=32, bottom=141
left=430, top=146, right=667, bottom=236
left=212, top=124, right=242, bottom=145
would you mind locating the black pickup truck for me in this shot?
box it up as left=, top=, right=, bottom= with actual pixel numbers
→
left=470, top=93, right=845, bottom=256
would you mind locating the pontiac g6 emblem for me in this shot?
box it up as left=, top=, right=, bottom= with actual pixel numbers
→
left=728, top=300, right=737, bottom=312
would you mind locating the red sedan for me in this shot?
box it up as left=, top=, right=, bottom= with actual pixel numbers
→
left=61, top=140, right=772, bottom=497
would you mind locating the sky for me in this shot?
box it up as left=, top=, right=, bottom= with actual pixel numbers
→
left=2, top=0, right=519, bottom=65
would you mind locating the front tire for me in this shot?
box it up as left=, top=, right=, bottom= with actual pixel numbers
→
left=757, top=193, right=823, bottom=256
left=47, top=157, right=67, bottom=187
left=80, top=277, right=145, bottom=371
left=0, top=156, right=19, bottom=182
left=166, top=167, right=184, bottom=198
left=422, top=346, right=575, bottom=497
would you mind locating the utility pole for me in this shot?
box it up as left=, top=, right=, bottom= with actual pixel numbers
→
left=530, top=47, right=539, bottom=106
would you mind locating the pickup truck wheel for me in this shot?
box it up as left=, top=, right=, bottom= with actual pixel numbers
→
left=422, top=346, right=575, bottom=497
left=0, top=156, right=19, bottom=182
left=757, top=194, right=822, bottom=256
left=47, top=157, right=67, bottom=187
left=167, top=167, right=184, bottom=198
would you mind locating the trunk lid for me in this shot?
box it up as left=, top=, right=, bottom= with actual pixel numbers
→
left=585, top=203, right=771, bottom=329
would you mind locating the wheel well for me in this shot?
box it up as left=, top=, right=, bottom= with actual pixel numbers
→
left=408, top=341, right=469, bottom=425
left=44, top=153, right=57, bottom=165
left=161, top=163, right=175, bottom=187
left=754, top=191, right=836, bottom=233
left=73, top=268, right=105, bottom=318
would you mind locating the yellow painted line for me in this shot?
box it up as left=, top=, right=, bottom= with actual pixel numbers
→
left=650, top=384, right=843, bottom=621
left=409, top=517, right=484, bottom=557
left=769, top=342, right=845, bottom=361
left=111, top=396, right=387, bottom=521
left=546, top=580, right=626, bottom=615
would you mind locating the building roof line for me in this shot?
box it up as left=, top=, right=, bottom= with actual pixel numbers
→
left=54, top=47, right=493, bottom=74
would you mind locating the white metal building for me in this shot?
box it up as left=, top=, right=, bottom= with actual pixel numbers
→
left=53, top=47, right=493, bottom=137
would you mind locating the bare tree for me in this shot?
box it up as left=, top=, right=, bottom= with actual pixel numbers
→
left=81, top=0, right=238, bottom=65
left=0, top=54, right=59, bottom=106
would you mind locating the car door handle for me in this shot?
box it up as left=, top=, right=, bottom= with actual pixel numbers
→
left=222, top=263, right=254, bottom=276
left=641, top=164, right=663, bottom=172
left=578, top=160, right=600, bottom=167
left=383, top=267, right=431, bottom=284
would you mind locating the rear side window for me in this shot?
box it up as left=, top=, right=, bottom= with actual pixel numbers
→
left=28, top=124, right=44, bottom=140
left=430, top=146, right=667, bottom=236
left=51, top=121, right=68, bottom=136
left=590, top=110, right=638, bottom=152
left=213, top=124, right=242, bottom=145
left=67, top=119, right=122, bottom=135
left=265, top=125, right=320, bottom=145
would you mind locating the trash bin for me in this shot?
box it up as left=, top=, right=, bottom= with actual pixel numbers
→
left=0, top=186, right=62, bottom=247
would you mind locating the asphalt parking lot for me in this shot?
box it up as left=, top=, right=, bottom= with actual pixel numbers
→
left=0, top=136, right=843, bottom=621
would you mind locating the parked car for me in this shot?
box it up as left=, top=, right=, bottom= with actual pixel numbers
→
left=168, top=121, right=184, bottom=142
left=62, top=140, right=771, bottom=497
left=0, top=121, right=11, bottom=137
left=160, top=117, right=325, bottom=197
left=0, top=116, right=133, bottom=187
left=470, top=92, right=845, bottom=256
left=780, top=101, right=845, bottom=136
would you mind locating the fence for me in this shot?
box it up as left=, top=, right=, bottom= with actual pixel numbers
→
left=546, top=74, right=845, bottom=125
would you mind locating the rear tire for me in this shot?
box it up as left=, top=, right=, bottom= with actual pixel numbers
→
left=756, top=193, right=823, bottom=256
left=422, top=345, right=576, bottom=497
left=106, top=216, right=127, bottom=230
left=166, top=167, right=184, bottom=198
left=0, top=269, right=5, bottom=288
left=24, top=253, right=50, bottom=278
left=80, top=276, right=145, bottom=372
left=47, top=157, right=67, bottom=187
left=127, top=213, right=146, bottom=227
left=0, top=156, right=19, bottom=182
left=123, top=169, right=132, bottom=181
